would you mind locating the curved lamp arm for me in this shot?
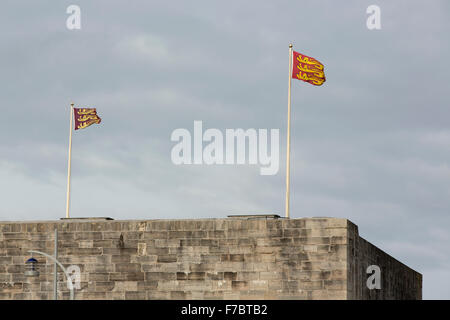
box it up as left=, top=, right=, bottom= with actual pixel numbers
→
left=28, top=250, right=74, bottom=300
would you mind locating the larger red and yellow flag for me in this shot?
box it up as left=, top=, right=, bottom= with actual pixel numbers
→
left=74, top=108, right=101, bottom=130
left=292, top=51, right=326, bottom=86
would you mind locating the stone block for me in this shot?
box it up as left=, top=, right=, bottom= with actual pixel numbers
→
left=6, top=265, right=22, bottom=273
left=170, top=291, right=189, bottom=299
left=74, top=232, right=103, bottom=241
left=115, top=263, right=141, bottom=273
left=268, top=280, right=283, bottom=290
left=105, top=292, right=125, bottom=300
left=327, top=218, right=349, bottom=228
left=85, top=263, right=114, bottom=273
left=157, top=280, right=179, bottom=291
left=157, top=255, right=177, bottom=263
left=249, top=280, right=268, bottom=290
left=137, top=280, right=158, bottom=290
left=310, top=289, right=346, bottom=300
left=142, top=263, right=177, bottom=272
left=95, top=281, right=115, bottom=291
left=204, top=291, right=224, bottom=299
left=179, top=280, right=211, bottom=291
left=147, top=291, right=170, bottom=300
left=303, top=219, right=330, bottom=229
left=0, top=274, right=11, bottom=282
left=125, top=291, right=146, bottom=299
left=89, top=273, right=109, bottom=281
left=255, top=246, right=276, bottom=254
left=79, top=240, right=93, bottom=248
left=155, top=239, right=180, bottom=248
left=94, top=240, right=113, bottom=248
left=112, top=281, right=138, bottom=292
left=177, top=254, right=201, bottom=264
left=223, top=291, right=240, bottom=299
left=282, top=219, right=306, bottom=229
left=103, top=231, right=122, bottom=240
left=0, top=257, right=12, bottom=264
left=82, top=292, right=107, bottom=300
left=216, top=262, right=245, bottom=272
left=0, top=293, right=12, bottom=300
left=124, top=232, right=144, bottom=240
left=3, top=233, right=29, bottom=240
left=331, top=236, right=347, bottom=244
left=331, top=269, right=346, bottom=280
left=236, top=272, right=259, bottom=281
left=5, top=240, right=29, bottom=248
left=260, top=271, right=282, bottom=280
left=187, top=272, right=205, bottom=280
left=324, top=279, right=346, bottom=290
left=13, top=293, right=31, bottom=300
left=109, top=272, right=144, bottom=281
left=207, top=230, right=225, bottom=238
left=11, top=273, right=26, bottom=283
left=323, top=228, right=347, bottom=237
left=283, top=229, right=310, bottom=237
left=145, top=247, right=169, bottom=255
left=111, top=255, right=132, bottom=264
left=143, top=231, right=168, bottom=239
left=131, top=255, right=158, bottom=264
left=298, top=280, right=323, bottom=290
left=281, top=280, right=299, bottom=290
left=176, top=272, right=187, bottom=280
left=199, top=254, right=220, bottom=263
left=224, top=272, right=237, bottom=281
left=231, top=280, right=248, bottom=290
left=229, top=245, right=255, bottom=254
left=206, top=272, right=223, bottom=280
left=66, top=247, right=102, bottom=256
left=239, top=290, right=268, bottom=300
left=145, top=272, right=176, bottom=281
left=252, top=262, right=271, bottom=272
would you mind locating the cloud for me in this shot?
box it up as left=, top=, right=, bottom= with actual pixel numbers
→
left=116, top=34, right=170, bottom=63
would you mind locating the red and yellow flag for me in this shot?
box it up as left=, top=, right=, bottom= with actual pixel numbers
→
left=292, top=51, right=326, bottom=86
left=74, top=108, right=101, bottom=130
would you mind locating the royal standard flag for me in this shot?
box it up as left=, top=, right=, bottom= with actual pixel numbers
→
left=292, top=51, right=326, bottom=86
left=74, top=108, right=101, bottom=130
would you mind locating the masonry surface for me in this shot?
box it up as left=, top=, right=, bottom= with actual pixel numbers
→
left=0, top=217, right=422, bottom=300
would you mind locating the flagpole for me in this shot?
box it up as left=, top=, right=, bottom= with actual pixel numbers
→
left=65, top=103, right=74, bottom=219
left=285, top=44, right=293, bottom=219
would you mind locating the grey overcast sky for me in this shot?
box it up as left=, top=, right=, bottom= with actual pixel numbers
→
left=0, top=0, right=449, bottom=299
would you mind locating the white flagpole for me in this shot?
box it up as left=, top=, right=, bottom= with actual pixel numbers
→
left=285, top=44, right=293, bottom=219
left=65, top=103, right=74, bottom=218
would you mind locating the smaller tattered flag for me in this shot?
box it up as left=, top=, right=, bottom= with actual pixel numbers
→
left=292, top=51, right=326, bottom=86
left=74, top=108, right=101, bottom=130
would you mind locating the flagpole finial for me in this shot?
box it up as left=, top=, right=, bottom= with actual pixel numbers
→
left=70, top=103, right=74, bottom=107
left=289, top=43, right=293, bottom=48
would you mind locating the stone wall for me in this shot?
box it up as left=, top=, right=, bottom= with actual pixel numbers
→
left=0, top=217, right=421, bottom=300
left=347, top=222, right=422, bottom=299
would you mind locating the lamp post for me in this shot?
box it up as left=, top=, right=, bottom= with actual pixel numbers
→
left=25, top=229, right=75, bottom=300
left=26, top=251, right=75, bottom=300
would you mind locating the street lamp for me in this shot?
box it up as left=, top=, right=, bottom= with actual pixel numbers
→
left=25, top=258, right=39, bottom=277
left=25, top=229, right=75, bottom=300
left=25, top=251, right=75, bottom=300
